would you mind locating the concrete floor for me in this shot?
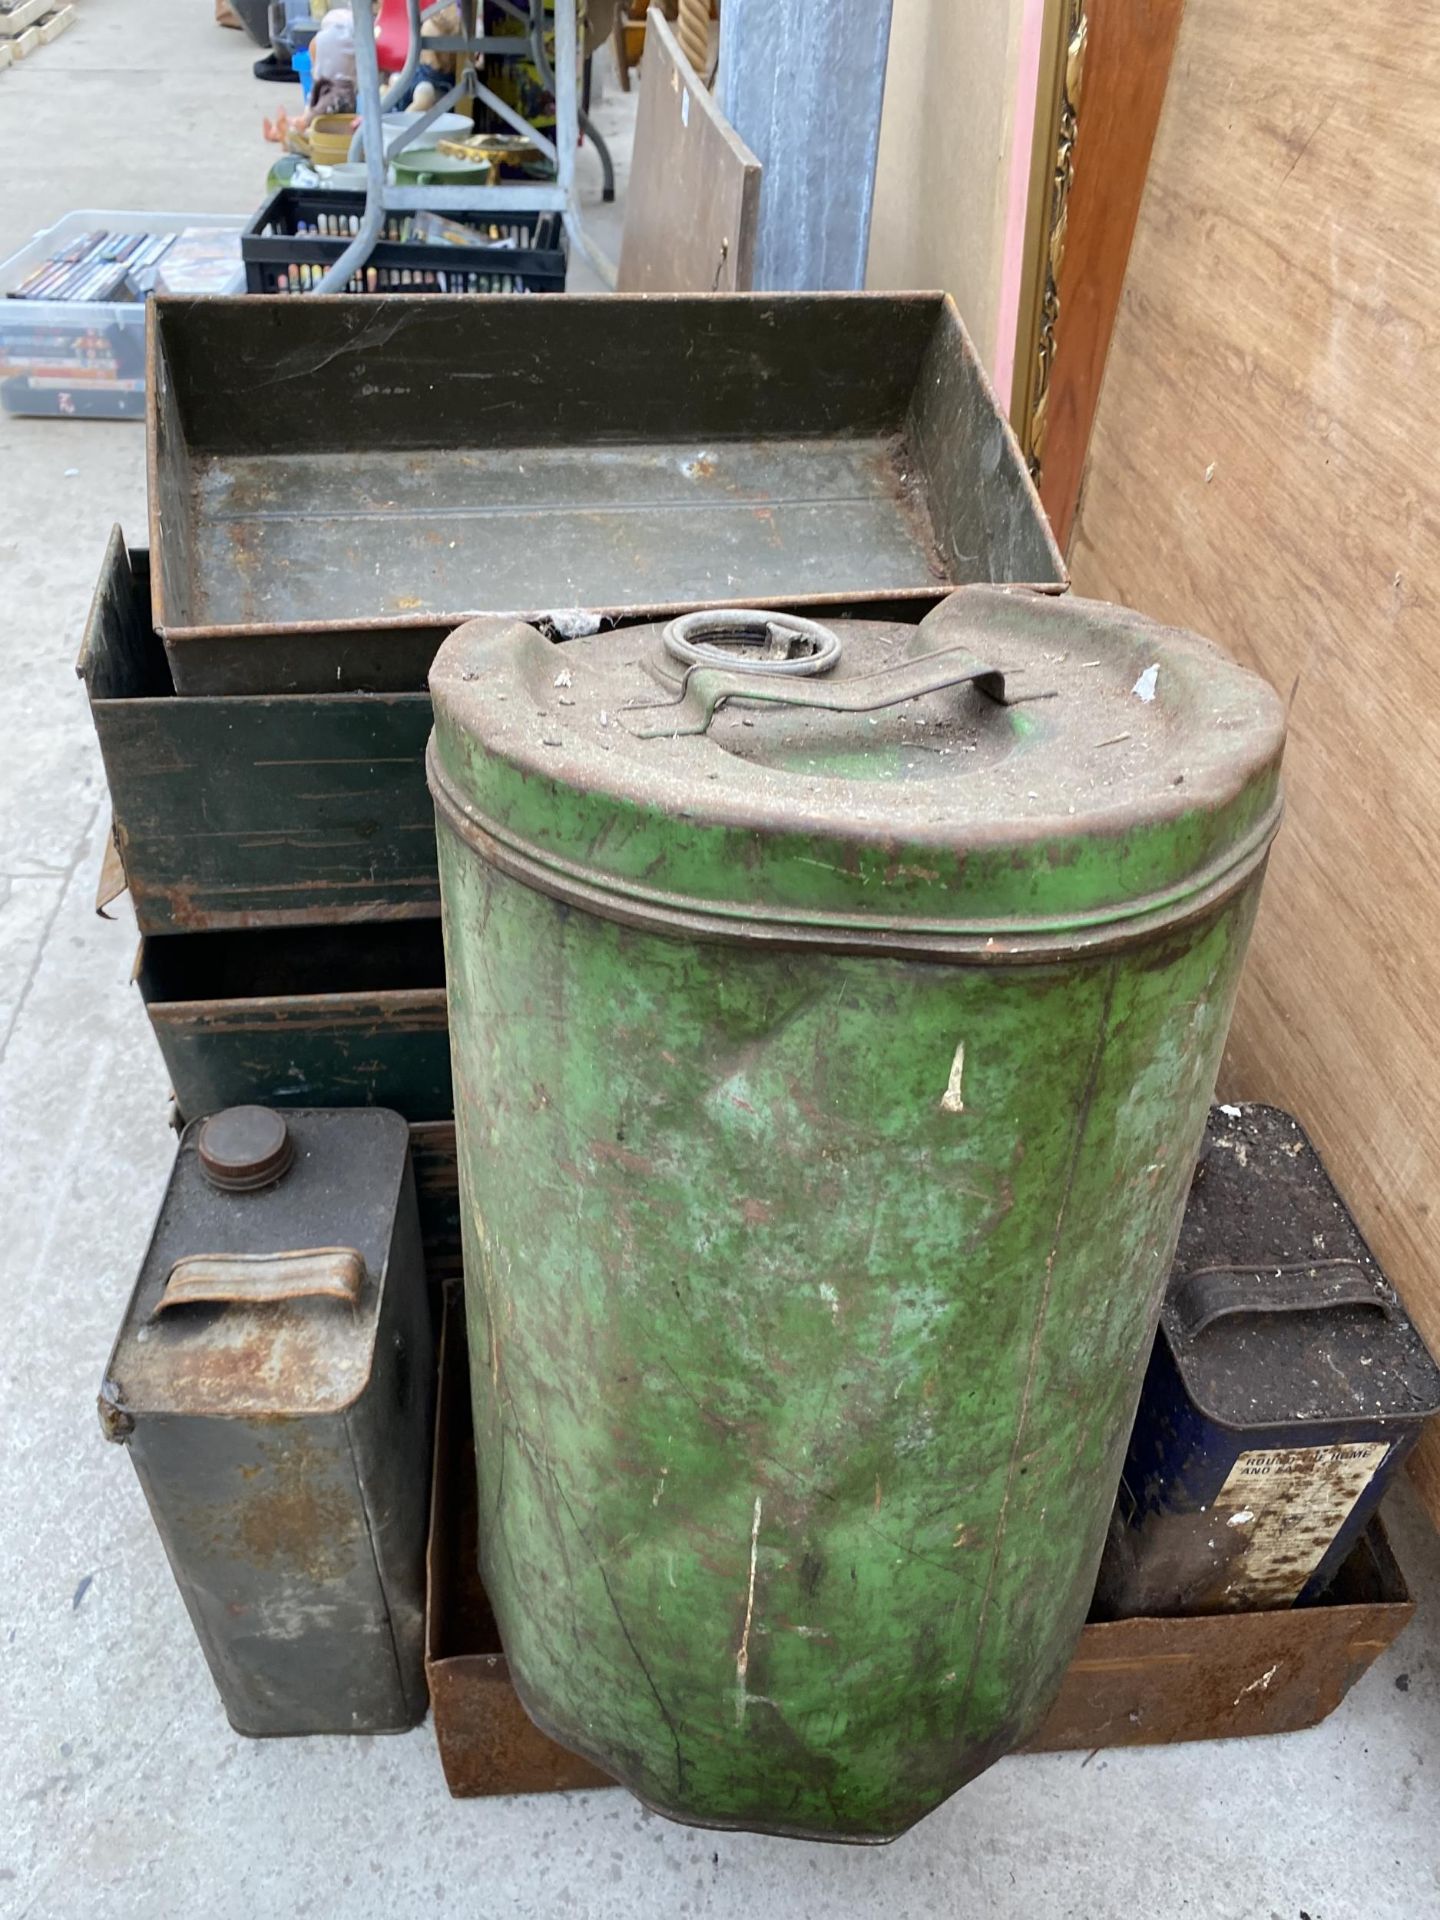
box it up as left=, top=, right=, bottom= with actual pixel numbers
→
left=1, top=5, right=1438, bottom=1915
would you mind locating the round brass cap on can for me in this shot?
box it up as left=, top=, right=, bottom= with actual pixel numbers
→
left=196, top=1107, right=294, bottom=1192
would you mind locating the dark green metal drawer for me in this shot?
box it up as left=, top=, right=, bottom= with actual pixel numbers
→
left=79, top=530, right=437, bottom=933
left=136, top=918, right=450, bottom=1122
left=79, top=535, right=962, bottom=929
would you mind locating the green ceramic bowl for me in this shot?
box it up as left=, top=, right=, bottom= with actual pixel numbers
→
left=390, top=146, right=494, bottom=187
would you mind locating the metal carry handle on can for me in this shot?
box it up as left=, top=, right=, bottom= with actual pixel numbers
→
left=152, top=1247, right=367, bottom=1316
left=1172, top=1260, right=1393, bottom=1342
left=625, top=607, right=1008, bottom=738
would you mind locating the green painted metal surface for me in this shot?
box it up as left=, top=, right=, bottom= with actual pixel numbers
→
left=428, top=589, right=1286, bottom=1840
left=78, top=530, right=438, bottom=935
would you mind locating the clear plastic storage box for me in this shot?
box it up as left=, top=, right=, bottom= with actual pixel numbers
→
left=0, top=210, right=245, bottom=420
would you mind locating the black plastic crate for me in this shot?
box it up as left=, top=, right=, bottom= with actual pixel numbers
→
left=241, top=189, right=566, bottom=295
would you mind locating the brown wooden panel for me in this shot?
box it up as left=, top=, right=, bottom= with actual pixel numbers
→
left=1069, top=0, right=1440, bottom=1522
left=616, top=8, right=759, bottom=293
left=1036, top=0, right=1185, bottom=548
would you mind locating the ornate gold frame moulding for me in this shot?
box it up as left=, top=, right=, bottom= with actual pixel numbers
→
left=1013, top=0, right=1088, bottom=479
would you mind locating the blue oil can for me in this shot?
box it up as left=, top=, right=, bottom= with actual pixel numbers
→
left=1098, top=1104, right=1440, bottom=1616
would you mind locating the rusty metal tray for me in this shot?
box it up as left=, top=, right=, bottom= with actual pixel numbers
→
left=80, top=532, right=438, bottom=930
left=1028, top=1520, right=1413, bottom=1751
left=426, top=1289, right=1414, bottom=1798
left=135, top=920, right=450, bottom=1122
left=147, top=293, right=1065, bottom=694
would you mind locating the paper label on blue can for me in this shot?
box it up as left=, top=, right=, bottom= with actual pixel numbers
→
left=1211, top=1442, right=1390, bottom=1605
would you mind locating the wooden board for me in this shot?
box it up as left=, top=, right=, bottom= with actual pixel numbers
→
left=0, top=0, right=50, bottom=36
left=1035, top=0, right=1185, bottom=548
left=4, top=2, right=72, bottom=52
left=616, top=9, right=759, bottom=293
left=1069, top=0, right=1440, bottom=1523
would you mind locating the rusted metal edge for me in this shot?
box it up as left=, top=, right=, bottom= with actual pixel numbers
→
left=158, top=587, right=940, bottom=648
left=142, top=985, right=448, bottom=1027
left=1023, top=1529, right=1415, bottom=1752
left=155, top=582, right=1071, bottom=650
left=127, top=895, right=441, bottom=937
left=932, top=290, right=1068, bottom=584
left=74, top=522, right=128, bottom=688
left=428, top=736, right=1283, bottom=964
left=145, top=311, right=163, bottom=630
left=95, top=828, right=127, bottom=920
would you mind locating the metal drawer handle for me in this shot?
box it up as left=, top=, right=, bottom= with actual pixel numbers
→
left=1172, top=1260, right=1390, bottom=1341
left=623, top=643, right=1008, bottom=740
left=154, top=1247, right=366, bottom=1315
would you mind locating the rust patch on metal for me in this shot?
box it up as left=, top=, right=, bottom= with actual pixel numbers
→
left=235, top=1437, right=363, bottom=1584
left=589, top=1140, right=658, bottom=1177
left=1025, top=1518, right=1413, bottom=1750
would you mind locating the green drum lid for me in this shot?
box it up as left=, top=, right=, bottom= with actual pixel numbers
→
left=427, top=587, right=1286, bottom=957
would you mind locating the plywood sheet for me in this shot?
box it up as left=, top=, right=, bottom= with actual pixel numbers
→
left=617, top=8, right=759, bottom=293
left=1070, top=0, right=1440, bottom=1521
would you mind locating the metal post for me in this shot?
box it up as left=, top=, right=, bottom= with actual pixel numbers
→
left=311, top=0, right=605, bottom=292
left=717, top=0, right=896, bottom=291
left=348, top=0, right=422, bottom=162
left=318, top=0, right=388, bottom=293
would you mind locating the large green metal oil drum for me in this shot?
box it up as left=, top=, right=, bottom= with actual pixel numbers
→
left=427, top=587, right=1286, bottom=1841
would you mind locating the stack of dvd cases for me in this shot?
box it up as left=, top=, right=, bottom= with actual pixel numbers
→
left=0, top=215, right=243, bottom=419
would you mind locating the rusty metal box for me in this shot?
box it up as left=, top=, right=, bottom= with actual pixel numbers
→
left=147, top=292, right=1065, bottom=694
left=134, top=920, right=450, bottom=1122
left=1026, top=1517, right=1413, bottom=1752
left=99, top=1107, right=434, bottom=1736
left=1099, top=1104, right=1440, bottom=1617
left=78, top=531, right=436, bottom=933
left=425, top=1288, right=1415, bottom=1795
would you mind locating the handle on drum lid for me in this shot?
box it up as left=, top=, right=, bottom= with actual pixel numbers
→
left=624, top=644, right=1009, bottom=739
left=153, top=1247, right=366, bottom=1316
left=1171, top=1261, right=1391, bottom=1341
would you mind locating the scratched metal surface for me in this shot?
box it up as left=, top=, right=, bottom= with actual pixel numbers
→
left=146, top=293, right=1066, bottom=646
left=423, top=1280, right=1415, bottom=1787
left=184, top=436, right=946, bottom=628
